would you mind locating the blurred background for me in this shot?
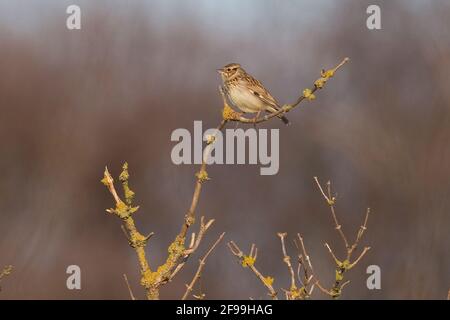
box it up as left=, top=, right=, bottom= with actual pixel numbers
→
left=0, top=0, right=449, bottom=299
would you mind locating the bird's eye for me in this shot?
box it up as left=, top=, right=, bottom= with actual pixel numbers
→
left=227, top=68, right=231, bottom=71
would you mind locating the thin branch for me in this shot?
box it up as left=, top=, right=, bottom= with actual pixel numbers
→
left=182, top=232, right=225, bottom=300
left=151, top=121, right=226, bottom=289
left=148, top=121, right=226, bottom=289
left=315, top=281, right=333, bottom=296
left=168, top=217, right=215, bottom=281
left=184, top=217, right=215, bottom=256
left=294, top=233, right=316, bottom=296
left=123, top=274, right=136, bottom=300
left=314, top=176, right=332, bottom=202
left=308, top=283, right=316, bottom=296
left=103, top=57, right=349, bottom=300
left=348, top=208, right=371, bottom=258
left=102, top=165, right=155, bottom=298
left=324, top=243, right=341, bottom=265
left=228, top=241, right=278, bottom=299
left=120, top=225, right=131, bottom=242
left=102, top=168, right=122, bottom=205
left=223, top=57, right=350, bottom=124
left=313, top=177, right=371, bottom=298
left=340, top=280, right=351, bottom=291
left=180, top=121, right=227, bottom=239
left=277, top=233, right=297, bottom=291
left=297, top=233, right=314, bottom=273
left=314, top=177, right=350, bottom=250
left=295, top=264, right=304, bottom=287
left=348, top=247, right=371, bottom=269
left=103, top=163, right=219, bottom=299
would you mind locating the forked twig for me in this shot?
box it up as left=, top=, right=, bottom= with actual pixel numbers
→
left=228, top=241, right=278, bottom=299
left=313, top=177, right=371, bottom=298
left=182, top=232, right=225, bottom=300
left=278, top=233, right=297, bottom=291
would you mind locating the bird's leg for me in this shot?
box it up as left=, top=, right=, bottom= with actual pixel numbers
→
left=235, top=112, right=247, bottom=129
left=253, top=110, right=261, bottom=128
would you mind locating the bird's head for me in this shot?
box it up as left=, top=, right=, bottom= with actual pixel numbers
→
left=217, top=63, right=245, bottom=81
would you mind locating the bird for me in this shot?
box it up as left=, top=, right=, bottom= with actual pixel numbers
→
left=217, top=63, right=289, bottom=125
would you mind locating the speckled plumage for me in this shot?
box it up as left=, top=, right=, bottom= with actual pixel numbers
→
left=218, top=63, right=289, bottom=125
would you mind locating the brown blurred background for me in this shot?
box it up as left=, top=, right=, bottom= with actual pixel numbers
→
left=0, top=0, right=449, bottom=299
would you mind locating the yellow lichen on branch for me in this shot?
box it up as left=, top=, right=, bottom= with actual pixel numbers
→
left=302, top=88, right=316, bottom=101
left=241, top=255, right=256, bottom=268
left=228, top=241, right=278, bottom=299
left=102, top=164, right=155, bottom=298
left=228, top=176, right=371, bottom=300
left=222, top=103, right=242, bottom=121
left=101, top=57, right=353, bottom=300
left=222, top=57, right=350, bottom=124
left=102, top=163, right=219, bottom=299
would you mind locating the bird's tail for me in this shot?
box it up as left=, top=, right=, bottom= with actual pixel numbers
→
left=279, top=114, right=290, bottom=125
left=268, top=105, right=290, bottom=125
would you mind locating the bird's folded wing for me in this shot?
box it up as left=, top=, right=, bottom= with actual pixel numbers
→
left=246, top=76, right=279, bottom=108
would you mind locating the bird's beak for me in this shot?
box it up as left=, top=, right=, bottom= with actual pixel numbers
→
left=217, top=68, right=224, bottom=74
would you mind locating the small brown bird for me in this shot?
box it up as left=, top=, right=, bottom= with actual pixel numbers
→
left=218, top=63, right=289, bottom=125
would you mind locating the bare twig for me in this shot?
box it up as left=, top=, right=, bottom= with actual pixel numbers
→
left=277, top=233, right=297, bottom=291
left=297, top=233, right=314, bottom=273
left=324, top=243, right=341, bottom=265
left=180, top=120, right=227, bottom=238
left=340, top=280, right=351, bottom=291
left=314, top=177, right=350, bottom=250
left=123, top=274, right=136, bottom=300
left=147, top=122, right=227, bottom=288
left=184, top=217, right=216, bottom=256
left=313, top=177, right=371, bottom=298
left=182, top=232, right=225, bottom=300
left=348, top=208, right=371, bottom=258
left=315, top=281, right=332, bottom=296
left=294, top=234, right=315, bottom=292
left=168, top=216, right=215, bottom=281
left=348, top=246, right=371, bottom=269
left=278, top=232, right=318, bottom=300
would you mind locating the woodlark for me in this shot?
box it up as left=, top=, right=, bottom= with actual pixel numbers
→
left=218, top=63, right=289, bottom=125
